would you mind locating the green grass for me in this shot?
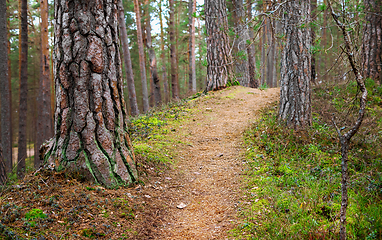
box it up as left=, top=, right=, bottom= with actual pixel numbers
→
left=233, top=80, right=382, bottom=239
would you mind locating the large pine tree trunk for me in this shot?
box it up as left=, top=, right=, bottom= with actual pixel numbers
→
left=205, top=0, right=233, bottom=91
left=145, top=0, right=162, bottom=106
left=169, top=0, right=179, bottom=99
left=17, top=0, right=28, bottom=179
left=41, top=0, right=138, bottom=187
left=0, top=0, right=12, bottom=174
left=159, top=0, right=169, bottom=103
left=36, top=0, right=53, bottom=169
left=247, top=0, right=258, bottom=88
left=361, top=0, right=382, bottom=84
left=118, top=0, right=139, bottom=116
left=134, top=0, right=150, bottom=112
left=279, top=0, right=312, bottom=129
left=188, top=0, right=196, bottom=93
left=232, top=0, right=250, bottom=87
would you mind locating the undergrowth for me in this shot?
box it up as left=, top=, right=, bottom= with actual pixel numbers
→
left=234, top=79, right=382, bottom=239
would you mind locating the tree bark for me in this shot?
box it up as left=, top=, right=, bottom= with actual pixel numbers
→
left=133, top=0, right=150, bottom=112
left=261, top=13, right=266, bottom=86
left=279, top=0, right=312, bottom=129
left=0, top=143, right=7, bottom=185
left=17, top=0, right=28, bottom=179
left=0, top=0, right=12, bottom=174
left=169, top=0, right=180, bottom=99
left=159, top=0, right=169, bottom=103
left=232, top=0, right=250, bottom=87
left=145, top=0, right=162, bottom=106
left=361, top=0, right=382, bottom=84
left=36, top=0, right=53, bottom=169
left=266, top=18, right=274, bottom=88
left=205, top=0, right=233, bottom=91
left=247, top=0, right=258, bottom=88
left=311, top=0, right=317, bottom=85
left=118, top=0, right=139, bottom=116
left=188, top=0, right=196, bottom=93
left=41, top=0, right=138, bottom=187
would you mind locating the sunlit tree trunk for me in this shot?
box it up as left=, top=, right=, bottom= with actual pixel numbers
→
left=188, top=0, right=196, bottom=93
left=36, top=0, right=53, bottom=169
left=247, top=0, right=258, bottom=88
left=118, top=0, right=139, bottom=116
left=169, top=0, right=179, bottom=99
left=279, top=0, right=312, bottom=129
left=159, top=0, right=169, bottom=103
left=17, top=0, right=28, bottom=178
left=205, top=0, right=233, bottom=90
left=361, top=0, right=382, bottom=84
left=134, top=0, right=150, bottom=112
left=41, top=0, right=138, bottom=187
left=232, top=0, right=250, bottom=87
left=145, top=0, right=162, bottom=106
left=1, top=0, right=12, bottom=174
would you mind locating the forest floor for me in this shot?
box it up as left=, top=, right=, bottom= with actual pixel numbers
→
left=0, top=86, right=280, bottom=239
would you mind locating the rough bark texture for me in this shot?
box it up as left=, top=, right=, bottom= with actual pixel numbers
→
left=232, top=0, right=250, bottom=87
left=17, top=0, right=28, bottom=179
left=145, top=0, right=162, bottom=106
left=159, top=0, right=169, bottom=103
left=134, top=0, right=150, bottom=112
left=205, top=0, right=233, bottom=91
left=36, top=0, right=53, bottom=169
left=118, top=0, right=139, bottom=116
left=169, top=0, right=179, bottom=99
left=279, top=0, right=312, bottom=129
left=247, top=0, right=258, bottom=88
left=361, top=0, right=382, bottom=84
left=0, top=0, right=12, bottom=174
left=188, top=0, right=196, bottom=93
left=0, top=143, right=6, bottom=185
left=41, top=0, right=138, bottom=187
left=311, top=0, right=317, bottom=85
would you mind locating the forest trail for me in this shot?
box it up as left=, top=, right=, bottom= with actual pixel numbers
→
left=143, top=86, right=280, bottom=239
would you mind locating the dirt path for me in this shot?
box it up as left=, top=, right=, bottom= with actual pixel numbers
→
left=140, top=86, right=279, bottom=239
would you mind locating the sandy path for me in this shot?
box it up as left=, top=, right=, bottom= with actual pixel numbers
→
left=141, top=86, right=279, bottom=239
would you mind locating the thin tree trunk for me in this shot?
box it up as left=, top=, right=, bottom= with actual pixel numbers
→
left=197, top=17, right=204, bottom=90
left=41, top=0, right=138, bottom=187
left=320, top=0, right=328, bottom=82
left=247, top=0, right=258, bottom=88
left=279, top=0, right=312, bottom=129
left=205, top=0, right=233, bottom=90
left=361, top=0, right=382, bottom=84
left=17, top=0, right=28, bottom=179
left=159, top=0, right=169, bottom=103
left=118, top=0, right=139, bottom=116
left=232, top=0, right=250, bottom=87
left=36, top=0, right=53, bottom=169
left=311, top=0, right=317, bottom=85
left=134, top=0, right=150, bottom=112
left=188, top=0, right=196, bottom=93
left=0, top=144, right=7, bottom=185
left=261, top=15, right=266, bottom=86
left=169, top=0, right=179, bottom=99
left=145, top=0, right=162, bottom=106
left=266, top=19, right=274, bottom=88
left=1, top=0, right=12, bottom=174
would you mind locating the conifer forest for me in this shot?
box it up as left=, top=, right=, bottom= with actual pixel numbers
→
left=0, top=0, right=381, bottom=239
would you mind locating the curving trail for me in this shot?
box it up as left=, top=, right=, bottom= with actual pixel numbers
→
left=141, top=86, right=279, bottom=239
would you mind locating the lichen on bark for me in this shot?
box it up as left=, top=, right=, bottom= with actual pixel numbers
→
left=41, top=0, right=138, bottom=187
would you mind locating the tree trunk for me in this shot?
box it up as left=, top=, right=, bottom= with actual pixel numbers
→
left=133, top=0, right=150, bottom=112
left=17, top=0, right=28, bottom=179
left=261, top=14, right=266, bottom=86
left=247, top=0, right=258, bottom=88
left=232, top=0, right=250, bottom=87
left=169, top=0, right=179, bottom=99
left=266, top=18, right=274, bottom=88
left=0, top=0, right=12, bottom=174
left=36, top=0, right=53, bottom=169
left=41, top=0, right=138, bottom=187
left=118, top=0, right=139, bottom=116
left=188, top=0, right=196, bottom=93
left=320, top=0, right=328, bottom=82
left=205, top=0, right=233, bottom=91
left=159, top=0, right=169, bottom=103
left=145, top=0, right=162, bottom=106
left=311, top=0, right=317, bottom=85
left=0, top=143, right=7, bottom=185
left=361, top=0, right=382, bottom=84
left=279, top=0, right=312, bottom=129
